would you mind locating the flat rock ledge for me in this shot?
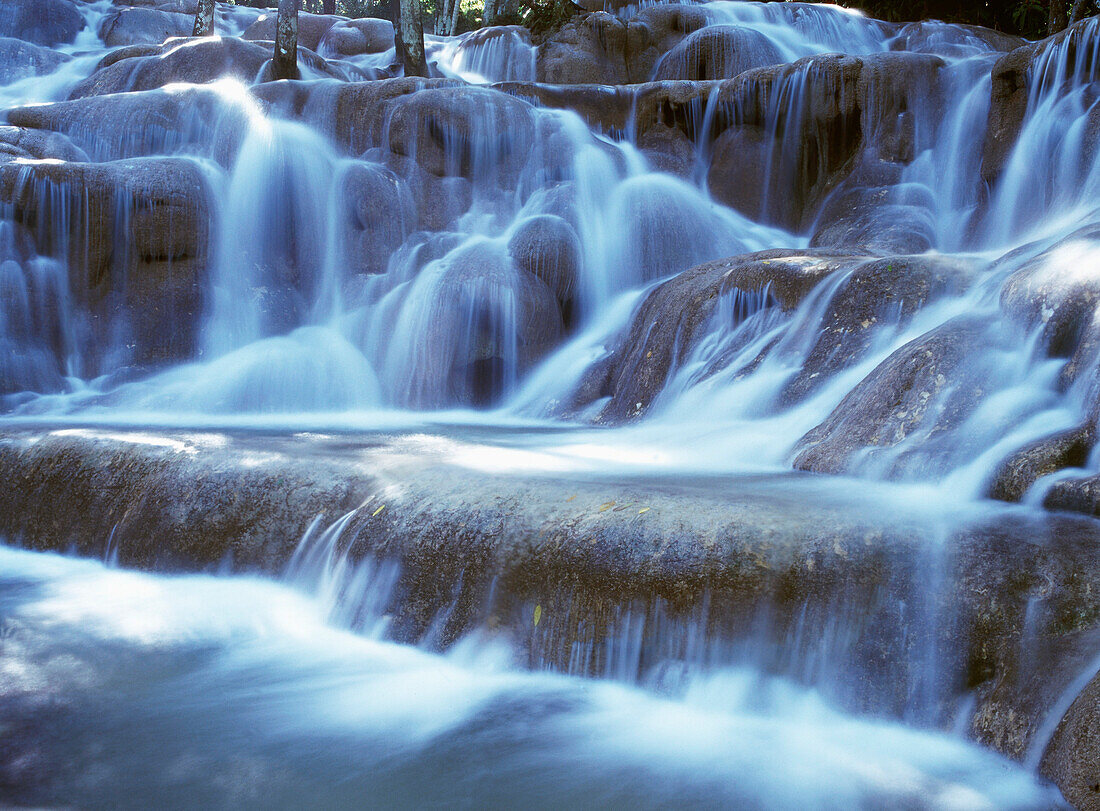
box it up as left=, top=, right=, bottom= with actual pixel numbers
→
left=1, top=425, right=1099, bottom=807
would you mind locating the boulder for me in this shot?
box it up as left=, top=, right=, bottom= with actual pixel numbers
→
left=384, top=86, right=537, bottom=184
left=1000, top=223, right=1100, bottom=361
left=981, top=17, right=1098, bottom=186
left=792, top=318, right=990, bottom=475
left=781, top=253, right=973, bottom=405
left=317, top=17, right=394, bottom=57
left=537, top=12, right=656, bottom=85
left=243, top=11, right=343, bottom=52
left=1040, top=668, right=1100, bottom=811
left=391, top=240, right=564, bottom=407
left=0, top=0, right=84, bottom=47
left=97, top=7, right=193, bottom=47
left=9, top=86, right=252, bottom=167
left=0, top=158, right=212, bottom=372
left=809, top=183, right=936, bottom=256
left=889, top=21, right=1024, bottom=57
left=653, top=25, right=782, bottom=81
left=252, top=78, right=464, bottom=156
left=0, top=37, right=70, bottom=85
left=0, top=126, right=89, bottom=164
left=566, top=250, right=862, bottom=422
left=987, top=425, right=1095, bottom=503
left=339, top=161, right=416, bottom=276
left=69, top=36, right=272, bottom=99
left=507, top=214, right=581, bottom=320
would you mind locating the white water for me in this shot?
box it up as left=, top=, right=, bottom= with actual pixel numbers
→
left=0, top=543, right=1062, bottom=809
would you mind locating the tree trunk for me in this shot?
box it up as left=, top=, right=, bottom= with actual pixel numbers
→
left=1049, top=0, right=1070, bottom=34
left=396, top=0, right=428, bottom=77
left=1069, top=0, right=1089, bottom=24
left=273, top=0, right=299, bottom=80
left=323, top=0, right=336, bottom=14
left=436, top=0, right=452, bottom=36
left=449, top=0, right=462, bottom=36
left=192, top=0, right=215, bottom=35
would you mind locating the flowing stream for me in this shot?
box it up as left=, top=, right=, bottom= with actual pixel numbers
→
left=2, top=0, right=1100, bottom=806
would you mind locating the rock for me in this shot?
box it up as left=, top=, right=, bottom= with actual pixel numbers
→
left=340, top=161, right=416, bottom=276
left=1000, top=223, right=1100, bottom=361
left=809, top=183, right=936, bottom=256
left=69, top=36, right=272, bottom=99
left=782, top=254, right=973, bottom=405
left=653, top=25, right=782, bottom=81
left=567, top=250, right=862, bottom=422
left=1040, top=668, right=1100, bottom=811
left=507, top=214, right=581, bottom=318
left=792, top=318, right=990, bottom=475
left=889, top=21, right=1025, bottom=57
left=97, top=7, right=193, bottom=47
left=0, top=425, right=1099, bottom=808
left=243, top=11, right=343, bottom=52
left=384, top=86, right=537, bottom=184
left=0, top=37, right=71, bottom=84
left=0, top=158, right=212, bottom=371
left=0, top=0, right=84, bottom=47
left=0, top=126, right=89, bottom=163
left=981, top=17, right=1097, bottom=186
left=9, top=86, right=252, bottom=167
left=537, top=12, right=655, bottom=85
left=988, top=426, right=1095, bottom=503
left=317, top=17, right=394, bottom=57
left=392, top=240, right=563, bottom=407
left=252, top=78, right=465, bottom=156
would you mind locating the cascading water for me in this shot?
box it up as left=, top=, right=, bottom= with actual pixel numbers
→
left=5, top=0, right=1100, bottom=806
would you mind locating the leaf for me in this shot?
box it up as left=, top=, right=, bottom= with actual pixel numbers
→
left=638, top=507, right=650, bottom=514
left=534, top=604, right=542, bottom=626
left=598, top=501, right=615, bottom=512
left=372, top=505, right=385, bottom=517
left=565, top=494, right=577, bottom=502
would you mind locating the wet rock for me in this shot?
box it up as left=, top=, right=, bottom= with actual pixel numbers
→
left=507, top=214, right=581, bottom=317
left=69, top=36, right=271, bottom=98
left=98, top=7, right=193, bottom=47
left=1040, top=668, right=1100, bottom=811
left=568, top=250, right=862, bottom=422
left=384, top=86, right=537, bottom=183
left=10, top=86, right=252, bottom=166
left=243, top=11, right=343, bottom=52
left=889, top=21, right=1024, bottom=57
left=0, top=126, right=89, bottom=164
left=809, top=183, right=936, bottom=256
left=397, top=241, right=564, bottom=407
left=988, top=426, right=1095, bottom=503
left=340, top=161, right=416, bottom=275
left=252, top=78, right=464, bottom=156
left=377, top=151, right=472, bottom=232
left=317, top=17, right=394, bottom=57
left=1000, top=223, right=1100, bottom=361
left=0, top=38, right=71, bottom=85
left=537, top=12, right=657, bottom=85
left=792, top=318, right=989, bottom=475
left=981, top=17, right=1098, bottom=186
left=782, top=253, right=974, bottom=404
left=0, top=158, right=211, bottom=370
left=0, top=0, right=84, bottom=47
left=653, top=25, right=782, bottom=81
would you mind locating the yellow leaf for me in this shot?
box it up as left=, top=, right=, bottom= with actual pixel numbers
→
left=638, top=507, right=650, bottom=514
left=565, top=494, right=577, bottom=502
left=372, top=505, right=385, bottom=517
left=598, top=501, right=615, bottom=512
left=534, top=604, right=542, bottom=626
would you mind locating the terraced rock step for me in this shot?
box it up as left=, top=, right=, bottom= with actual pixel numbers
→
left=1, top=425, right=1098, bottom=805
